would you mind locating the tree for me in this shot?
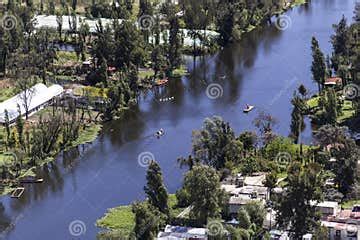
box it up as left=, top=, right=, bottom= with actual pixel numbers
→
left=15, top=105, right=24, bottom=150
left=177, top=155, right=199, bottom=170
left=331, top=15, right=349, bottom=71
left=253, top=111, right=278, bottom=145
left=323, top=89, right=338, bottom=124
left=56, top=13, right=63, bottom=41
left=151, top=45, right=166, bottom=78
left=132, top=202, right=165, bottom=240
left=168, top=14, right=182, bottom=72
left=276, top=162, right=324, bottom=238
left=289, top=93, right=306, bottom=143
left=192, top=116, right=236, bottom=169
left=144, top=161, right=169, bottom=216
left=238, top=208, right=251, bottom=229
left=298, top=84, right=308, bottom=99
left=182, top=165, right=227, bottom=225
left=264, top=171, right=277, bottom=197
left=315, top=125, right=360, bottom=196
left=311, top=37, right=326, bottom=92
left=16, top=73, right=36, bottom=120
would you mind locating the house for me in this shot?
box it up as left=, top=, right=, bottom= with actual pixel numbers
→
left=221, top=173, right=271, bottom=215
left=325, top=77, right=343, bottom=87
left=0, top=83, right=64, bottom=124
left=157, top=225, right=208, bottom=240
left=310, top=201, right=340, bottom=218
left=321, top=205, right=360, bottom=239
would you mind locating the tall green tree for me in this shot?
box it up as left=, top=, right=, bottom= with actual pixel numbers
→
left=192, top=116, right=236, bottom=169
left=311, top=37, right=326, bottom=92
left=132, top=202, right=165, bottom=240
left=182, top=165, right=227, bottom=225
left=144, top=161, right=169, bottom=216
left=276, top=162, right=324, bottom=239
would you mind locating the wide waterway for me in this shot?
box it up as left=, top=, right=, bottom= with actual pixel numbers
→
left=0, top=1, right=357, bottom=239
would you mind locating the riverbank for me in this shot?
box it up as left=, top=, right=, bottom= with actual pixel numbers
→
left=0, top=121, right=102, bottom=196
left=96, top=194, right=184, bottom=239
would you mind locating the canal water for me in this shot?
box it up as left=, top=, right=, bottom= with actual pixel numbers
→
left=0, top=1, right=356, bottom=239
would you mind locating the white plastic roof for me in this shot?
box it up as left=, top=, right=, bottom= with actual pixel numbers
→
left=0, top=83, right=64, bottom=123
left=34, top=15, right=123, bottom=33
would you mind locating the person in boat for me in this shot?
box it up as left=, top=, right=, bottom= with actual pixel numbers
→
left=245, top=104, right=250, bottom=109
left=155, top=129, right=165, bottom=138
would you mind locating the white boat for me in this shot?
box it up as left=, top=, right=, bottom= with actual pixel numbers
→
left=243, top=105, right=255, bottom=113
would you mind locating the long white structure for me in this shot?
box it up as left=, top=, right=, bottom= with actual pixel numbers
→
left=34, top=15, right=122, bottom=33
left=0, top=83, right=64, bottom=124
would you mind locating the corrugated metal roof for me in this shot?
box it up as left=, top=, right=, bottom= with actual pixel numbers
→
left=0, top=83, right=64, bottom=123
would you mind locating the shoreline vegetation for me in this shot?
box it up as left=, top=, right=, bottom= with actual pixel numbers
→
left=94, top=0, right=312, bottom=237
left=0, top=0, right=310, bottom=197
left=1, top=0, right=360, bottom=239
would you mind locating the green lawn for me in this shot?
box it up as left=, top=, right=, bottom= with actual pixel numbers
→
left=68, top=124, right=102, bottom=148
left=306, top=95, right=356, bottom=123
left=97, top=194, right=185, bottom=237
left=341, top=200, right=360, bottom=209
left=307, top=96, right=320, bottom=109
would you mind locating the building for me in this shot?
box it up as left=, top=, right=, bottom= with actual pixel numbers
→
left=0, top=83, right=64, bottom=124
left=310, top=201, right=340, bottom=218
left=157, top=225, right=208, bottom=240
left=325, top=77, right=343, bottom=87
left=321, top=205, right=360, bottom=240
left=221, top=173, right=274, bottom=215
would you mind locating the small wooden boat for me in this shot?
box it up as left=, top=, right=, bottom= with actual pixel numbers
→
left=155, top=78, right=169, bottom=86
left=11, top=187, right=25, bottom=198
left=243, top=105, right=255, bottom=113
left=19, top=178, right=44, bottom=184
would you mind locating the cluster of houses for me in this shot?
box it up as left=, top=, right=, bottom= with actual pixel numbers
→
left=156, top=172, right=360, bottom=240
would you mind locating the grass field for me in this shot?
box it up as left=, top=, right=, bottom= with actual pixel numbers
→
left=97, top=194, right=185, bottom=237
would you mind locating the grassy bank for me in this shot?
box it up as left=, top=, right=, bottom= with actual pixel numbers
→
left=97, top=194, right=184, bottom=238
left=306, top=95, right=356, bottom=124
left=0, top=111, right=102, bottom=195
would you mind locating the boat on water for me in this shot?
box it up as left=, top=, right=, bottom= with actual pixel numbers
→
left=19, top=178, right=44, bottom=184
left=243, top=105, right=255, bottom=113
left=11, top=187, right=25, bottom=198
left=155, top=129, right=165, bottom=138
left=155, top=78, right=169, bottom=86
